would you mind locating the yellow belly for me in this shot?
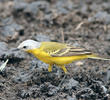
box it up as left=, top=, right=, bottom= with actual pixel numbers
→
left=27, top=49, right=88, bottom=65
left=51, top=55, right=88, bottom=65
left=37, top=55, right=88, bottom=65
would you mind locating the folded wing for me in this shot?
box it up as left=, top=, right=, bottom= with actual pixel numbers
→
left=40, top=42, right=92, bottom=57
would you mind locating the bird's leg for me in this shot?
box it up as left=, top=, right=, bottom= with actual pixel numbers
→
left=58, top=65, right=69, bottom=87
left=48, top=64, right=52, bottom=72
left=58, top=74, right=66, bottom=87
left=60, top=65, right=68, bottom=74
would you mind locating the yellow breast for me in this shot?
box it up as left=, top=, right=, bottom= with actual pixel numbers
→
left=27, top=49, right=53, bottom=64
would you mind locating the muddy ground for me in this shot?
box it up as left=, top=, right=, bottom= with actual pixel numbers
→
left=0, top=0, right=110, bottom=100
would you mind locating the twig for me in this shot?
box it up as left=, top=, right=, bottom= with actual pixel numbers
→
left=0, top=59, right=9, bottom=71
left=60, top=28, right=64, bottom=43
left=75, top=21, right=85, bottom=30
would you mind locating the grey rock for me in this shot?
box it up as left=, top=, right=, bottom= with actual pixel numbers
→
left=17, top=85, right=40, bottom=98
left=6, top=48, right=26, bottom=59
left=17, top=89, right=30, bottom=98
left=67, top=96, right=77, bottom=100
left=1, top=16, right=13, bottom=25
left=0, top=42, right=8, bottom=57
left=29, top=85, right=40, bottom=98
left=14, top=1, right=50, bottom=16
left=101, top=85, right=107, bottom=94
left=0, top=42, right=8, bottom=51
left=62, top=78, right=79, bottom=90
left=105, top=33, right=110, bottom=41
left=40, top=82, right=59, bottom=96
left=1, top=23, right=23, bottom=37
left=24, top=2, right=39, bottom=15
left=90, top=80, right=107, bottom=95
left=88, top=11, right=110, bottom=24
left=24, top=1, right=50, bottom=15
left=76, top=88, right=95, bottom=99
left=56, top=0, right=74, bottom=10
left=14, top=1, right=29, bottom=11
left=12, top=71, right=32, bottom=83
left=102, top=3, right=110, bottom=9
left=47, top=84, right=59, bottom=96
left=34, top=34, right=50, bottom=42
left=80, top=4, right=88, bottom=15
left=0, top=82, right=5, bottom=91
left=29, top=58, right=48, bottom=72
left=1, top=17, right=23, bottom=38
left=56, top=0, right=74, bottom=14
left=107, top=69, right=110, bottom=81
left=57, top=7, right=69, bottom=15
left=90, top=3, right=102, bottom=12
left=0, top=48, right=26, bottom=64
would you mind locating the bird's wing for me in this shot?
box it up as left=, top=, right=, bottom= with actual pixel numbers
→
left=51, top=47, right=92, bottom=57
left=40, top=42, right=67, bottom=55
left=40, top=42, right=92, bottom=57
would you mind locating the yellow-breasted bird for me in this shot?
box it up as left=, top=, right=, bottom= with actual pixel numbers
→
left=17, top=39, right=110, bottom=73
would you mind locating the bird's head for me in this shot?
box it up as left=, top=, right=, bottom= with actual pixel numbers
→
left=17, top=40, right=41, bottom=52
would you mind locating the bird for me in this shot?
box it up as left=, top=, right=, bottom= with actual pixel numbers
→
left=17, top=39, right=110, bottom=73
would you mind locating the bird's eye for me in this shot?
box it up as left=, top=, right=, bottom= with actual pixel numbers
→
left=23, top=46, right=27, bottom=49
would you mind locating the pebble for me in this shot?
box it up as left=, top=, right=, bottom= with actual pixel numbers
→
left=107, top=70, right=110, bottom=81
left=14, top=1, right=50, bottom=15
left=56, top=0, right=74, bottom=14
left=2, top=23, right=23, bottom=38
left=62, top=78, right=79, bottom=90
left=88, top=11, right=110, bottom=24
left=34, top=34, right=50, bottom=42
left=12, top=71, right=32, bottom=83
left=14, top=1, right=29, bottom=11
left=67, top=96, right=77, bottom=100
left=40, top=83, right=59, bottom=97
left=0, top=48, right=26, bottom=63
left=76, top=88, right=95, bottom=99
left=0, top=42, right=8, bottom=57
left=29, top=58, right=48, bottom=71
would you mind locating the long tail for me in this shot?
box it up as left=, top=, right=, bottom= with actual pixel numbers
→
left=87, top=54, right=110, bottom=61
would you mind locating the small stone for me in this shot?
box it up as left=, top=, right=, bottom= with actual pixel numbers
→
left=67, top=96, right=77, bottom=100
left=34, top=34, right=50, bottom=42
left=107, top=69, right=110, bottom=81
left=40, top=82, right=58, bottom=97
left=102, top=3, right=110, bottom=10
left=47, top=84, right=59, bottom=96
left=62, top=78, right=79, bottom=90
left=88, top=11, right=110, bottom=24
left=56, top=0, right=74, bottom=14
left=12, top=71, right=32, bottom=83
left=29, top=58, right=48, bottom=71
left=0, top=48, right=26, bottom=63
left=24, top=1, right=50, bottom=15
left=0, top=82, right=5, bottom=92
left=75, top=61, right=84, bottom=66
left=105, top=33, right=110, bottom=41
left=76, top=88, right=95, bottom=100
left=14, top=1, right=29, bottom=11
left=1, top=23, right=23, bottom=38
left=17, top=89, right=30, bottom=99
left=0, top=42, right=8, bottom=57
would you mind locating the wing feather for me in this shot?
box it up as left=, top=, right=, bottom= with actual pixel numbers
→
left=40, top=42, right=92, bottom=57
left=40, top=42, right=67, bottom=55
